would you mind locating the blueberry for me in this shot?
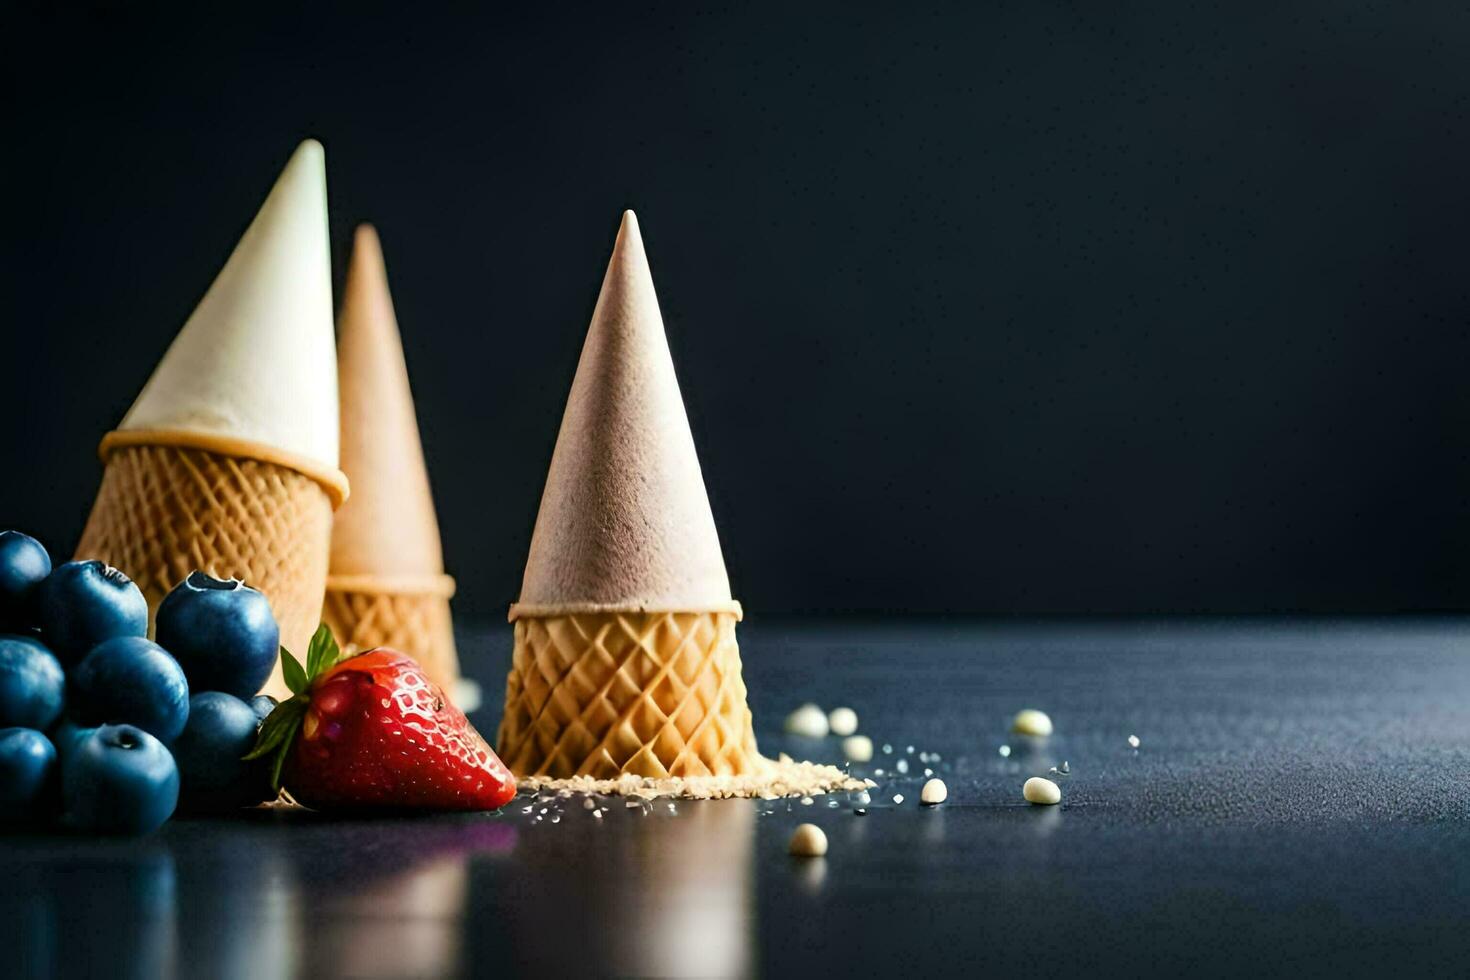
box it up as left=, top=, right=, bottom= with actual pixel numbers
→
left=173, top=691, right=273, bottom=812
left=61, top=723, right=178, bottom=834
left=0, top=728, right=58, bottom=824
left=248, top=694, right=279, bottom=723
left=48, top=716, right=98, bottom=764
left=72, top=637, right=189, bottom=744
left=0, top=532, right=51, bottom=631
left=0, top=634, right=65, bottom=730
left=37, top=560, right=148, bottom=667
left=155, top=573, right=280, bottom=699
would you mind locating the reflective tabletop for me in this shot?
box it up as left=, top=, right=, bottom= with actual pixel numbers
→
left=4, top=618, right=1470, bottom=978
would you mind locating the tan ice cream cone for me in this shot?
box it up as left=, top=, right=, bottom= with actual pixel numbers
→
left=497, top=211, right=765, bottom=779
left=322, top=225, right=459, bottom=690
left=75, top=140, right=346, bottom=696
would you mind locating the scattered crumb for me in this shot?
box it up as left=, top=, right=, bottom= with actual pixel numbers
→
left=1011, top=709, right=1054, bottom=737
left=1023, top=776, right=1061, bottom=805
left=828, top=706, right=859, bottom=737
left=789, top=823, right=828, bottom=857
left=516, top=757, right=868, bottom=800
left=1128, top=734, right=1141, bottom=749
left=893, top=794, right=905, bottom=804
left=920, top=778, right=947, bottom=805
left=785, top=703, right=830, bottom=738
left=450, top=677, right=483, bottom=714
left=843, top=734, right=874, bottom=762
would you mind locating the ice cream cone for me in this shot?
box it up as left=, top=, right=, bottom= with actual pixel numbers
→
left=497, top=211, right=765, bottom=779
left=75, top=140, right=346, bottom=696
left=322, top=225, right=459, bottom=691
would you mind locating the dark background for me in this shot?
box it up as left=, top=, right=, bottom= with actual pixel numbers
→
left=4, top=3, right=1468, bottom=618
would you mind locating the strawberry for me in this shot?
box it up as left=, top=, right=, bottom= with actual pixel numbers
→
left=246, top=626, right=516, bottom=811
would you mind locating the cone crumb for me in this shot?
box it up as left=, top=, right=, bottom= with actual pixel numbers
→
left=789, top=823, right=828, bottom=857
left=1011, top=709, right=1054, bottom=736
left=516, top=758, right=866, bottom=801
left=1023, top=776, right=1061, bottom=805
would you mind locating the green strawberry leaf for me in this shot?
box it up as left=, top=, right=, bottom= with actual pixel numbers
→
left=244, top=696, right=309, bottom=793
left=305, top=623, right=341, bottom=681
left=244, top=626, right=346, bottom=796
left=280, top=645, right=308, bottom=695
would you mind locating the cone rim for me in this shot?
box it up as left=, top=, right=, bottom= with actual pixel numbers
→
left=507, top=600, right=743, bottom=622
left=327, top=572, right=456, bottom=598
left=99, top=428, right=350, bottom=507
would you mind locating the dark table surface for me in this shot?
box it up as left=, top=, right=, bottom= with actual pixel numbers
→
left=4, top=617, right=1470, bottom=979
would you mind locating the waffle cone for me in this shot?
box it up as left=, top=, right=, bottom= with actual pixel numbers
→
left=322, top=574, right=459, bottom=691
left=327, top=226, right=459, bottom=689
left=75, top=438, right=337, bottom=697
left=497, top=610, right=765, bottom=779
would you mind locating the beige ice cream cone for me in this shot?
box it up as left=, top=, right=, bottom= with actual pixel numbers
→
left=76, top=140, right=347, bottom=696
left=497, top=211, right=765, bottom=779
left=322, top=225, right=459, bottom=691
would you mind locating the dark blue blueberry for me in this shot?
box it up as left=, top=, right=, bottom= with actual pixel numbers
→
left=48, top=716, right=98, bottom=764
left=0, top=728, right=58, bottom=824
left=0, top=634, right=65, bottom=730
left=72, top=637, right=189, bottom=744
left=0, top=532, right=51, bottom=631
left=37, top=560, right=148, bottom=667
left=173, top=691, right=274, bottom=812
left=155, top=573, right=280, bottom=699
left=248, top=694, right=279, bottom=723
left=61, top=723, right=178, bottom=835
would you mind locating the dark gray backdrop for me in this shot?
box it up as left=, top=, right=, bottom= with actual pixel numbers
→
left=5, top=3, right=1468, bottom=618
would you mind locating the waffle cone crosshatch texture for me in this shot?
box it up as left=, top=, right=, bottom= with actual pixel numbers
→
left=74, top=438, right=337, bottom=691
left=497, top=609, right=763, bottom=779
left=322, top=573, right=460, bottom=690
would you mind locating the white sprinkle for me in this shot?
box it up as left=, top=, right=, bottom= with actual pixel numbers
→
left=843, top=735, right=874, bottom=763
left=882, top=743, right=893, bottom=754
left=895, top=759, right=909, bottom=774
left=593, top=810, right=603, bottom=819
left=1128, top=734, right=1141, bottom=749
left=583, top=798, right=596, bottom=810
left=920, top=778, right=948, bottom=805
left=1011, top=709, right=1054, bottom=737
left=923, top=768, right=933, bottom=777
left=827, top=707, right=859, bottom=737
left=893, top=794, right=905, bottom=805
left=1023, top=777, right=1061, bottom=805
left=1059, top=761, right=1070, bottom=774
left=785, top=703, right=829, bottom=738
left=854, top=790, right=871, bottom=806
left=906, top=745, right=915, bottom=754
left=999, top=745, right=1012, bottom=758
left=874, top=768, right=886, bottom=777
left=789, top=823, right=828, bottom=857
left=800, top=796, right=815, bottom=806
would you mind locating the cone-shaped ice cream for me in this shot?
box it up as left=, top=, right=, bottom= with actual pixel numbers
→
left=322, top=225, right=460, bottom=690
left=76, top=140, right=347, bottom=695
left=497, top=211, right=764, bottom=779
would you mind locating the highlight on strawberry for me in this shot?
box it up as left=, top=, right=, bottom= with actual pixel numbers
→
left=247, top=626, right=516, bottom=812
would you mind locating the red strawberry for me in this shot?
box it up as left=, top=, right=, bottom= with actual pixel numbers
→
left=247, top=626, right=515, bottom=811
